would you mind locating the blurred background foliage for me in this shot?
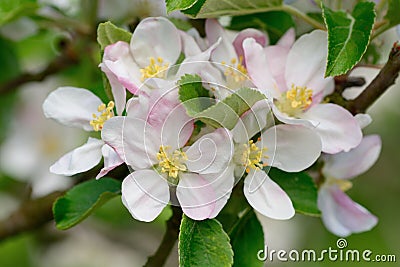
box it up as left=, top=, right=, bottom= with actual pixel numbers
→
left=0, top=0, right=399, bottom=266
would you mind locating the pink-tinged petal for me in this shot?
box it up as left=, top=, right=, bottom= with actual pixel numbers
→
left=233, top=28, right=268, bottom=63
left=205, top=19, right=237, bottom=63
left=244, top=169, right=294, bottom=220
left=285, top=30, right=334, bottom=96
left=276, top=28, right=295, bottom=49
left=102, top=116, right=159, bottom=170
left=186, top=28, right=208, bottom=51
left=130, top=17, right=181, bottom=67
left=355, top=113, right=372, bottom=129
left=243, top=38, right=279, bottom=98
left=265, top=45, right=290, bottom=93
left=261, top=124, right=321, bottom=172
left=49, top=137, right=103, bottom=176
left=177, top=173, right=216, bottom=220
left=231, top=100, right=272, bottom=144
left=272, top=104, right=317, bottom=128
left=179, top=30, right=202, bottom=57
left=122, top=170, right=169, bottom=222
left=343, top=67, right=380, bottom=100
left=101, top=41, right=141, bottom=95
left=96, top=144, right=124, bottom=179
left=186, top=128, right=233, bottom=174
left=322, top=135, right=381, bottom=179
left=300, top=103, right=362, bottom=154
left=160, top=104, right=194, bottom=150
left=318, top=185, right=378, bottom=237
left=43, top=87, right=102, bottom=131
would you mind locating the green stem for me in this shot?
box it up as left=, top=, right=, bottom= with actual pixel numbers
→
left=280, top=5, right=326, bottom=30
left=372, top=21, right=392, bottom=40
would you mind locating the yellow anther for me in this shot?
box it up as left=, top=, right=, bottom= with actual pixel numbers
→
left=277, top=84, right=313, bottom=117
left=222, top=56, right=248, bottom=84
left=90, top=101, right=114, bottom=131
left=235, top=140, right=268, bottom=173
left=156, top=146, right=188, bottom=179
left=140, top=57, right=169, bottom=81
left=327, top=178, right=353, bottom=192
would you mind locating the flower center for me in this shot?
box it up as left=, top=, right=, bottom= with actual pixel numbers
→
left=221, top=56, right=248, bottom=85
left=277, top=84, right=313, bottom=117
left=234, top=140, right=268, bottom=173
left=140, top=57, right=169, bottom=81
left=327, top=178, right=353, bottom=192
left=90, top=101, right=114, bottom=131
left=156, top=145, right=188, bottom=179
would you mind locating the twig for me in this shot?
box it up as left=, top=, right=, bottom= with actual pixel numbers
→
left=144, top=206, right=183, bottom=267
left=0, top=191, right=64, bottom=240
left=0, top=50, right=79, bottom=96
left=347, top=41, right=400, bottom=114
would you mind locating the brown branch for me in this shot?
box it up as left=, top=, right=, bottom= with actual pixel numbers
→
left=0, top=49, right=79, bottom=95
left=0, top=191, right=64, bottom=240
left=144, top=206, right=183, bottom=267
left=347, top=41, right=400, bottom=114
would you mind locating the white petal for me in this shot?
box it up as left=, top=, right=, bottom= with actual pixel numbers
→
left=355, top=113, right=372, bottom=129
left=232, top=28, right=268, bottom=61
left=130, top=17, right=181, bottom=67
left=318, top=185, right=378, bottom=237
left=205, top=19, right=237, bottom=64
left=272, top=104, right=317, bottom=128
left=243, top=38, right=279, bottom=98
left=102, top=116, right=159, bottom=170
left=300, top=103, right=362, bottom=153
left=231, top=99, right=272, bottom=143
left=285, top=30, right=334, bottom=96
left=261, top=124, right=321, bottom=172
left=277, top=28, right=295, bottom=48
left=49, top=137, right=103, bottom=176
left=122, top=170, right=169, bottom=222
left=322, top=135, right=381, bottom=179
left=186, top=128, right=233, bottom=174
left=96, top=144, right=124, bottom=179
left=244, top=169, right=294, bottom=220
left=43, top=87, right=102, bottom=131
left=179, top=30, right=202, bottom=57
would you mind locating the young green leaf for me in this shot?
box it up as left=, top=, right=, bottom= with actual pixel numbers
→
left=170, top=0, right=283, bottom=18
left=229, top=209, right=264, bottom=267
left=267, top=168, right=320, bottom=216
left=179, top=215, right=233, bottom=267
left=53, top=178, right=121, bottom=230
left=384, top=0, right=400, bottom=27
left=323, top=2, right=376, bottom=77
left=178, top=74, right=215, bottom=116
left=97, top=21, right=132, bottom=51
left=195, top=87, right=266, bottom=129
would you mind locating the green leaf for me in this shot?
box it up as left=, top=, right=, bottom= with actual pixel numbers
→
left=171, top=0, right=283, bottom=18
left=178, top=74, right=215, bottom=116
left=179, top=215, right=233, bottom=267
left=53, top=178, right=121, bottom=230
left=195, top=87, right=266, bottom=129
left=384, top=0, right=400, bottom=27
left=229, top=11, right=294, bottom=44
left=0, top=0, right=38, bottom=26
left=323, top=2, right=376, bottom=77
left=267, top=168, right=320, bottom=216
left=97, top=21, right=132, bottom=51
left=229, top=209, right=264, bottom=267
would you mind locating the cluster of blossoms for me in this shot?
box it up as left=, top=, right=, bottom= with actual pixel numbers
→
left=43, top=17, right=381, bottom=237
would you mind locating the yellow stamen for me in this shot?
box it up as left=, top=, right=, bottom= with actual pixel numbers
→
left=277, top=84, right=313, bottom=117
left=222, top=56, right=248, bottom=84
left=156, top=146, right=187, bottom=179
left=90, top=101, right=114, bottom=131
left=327, top=178, right=353, bottom=192
left=140, top=57, right=169, bottom=81
left=235, top=140, right=268, bottom=173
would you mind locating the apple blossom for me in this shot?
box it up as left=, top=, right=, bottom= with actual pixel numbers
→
left=244, top=30, right=363, bottom=154
left=318, top=135, right=381, bottom=236
left=42, top=86, right=123, bottom=179
left=231, top=100, right=322, bottom=219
